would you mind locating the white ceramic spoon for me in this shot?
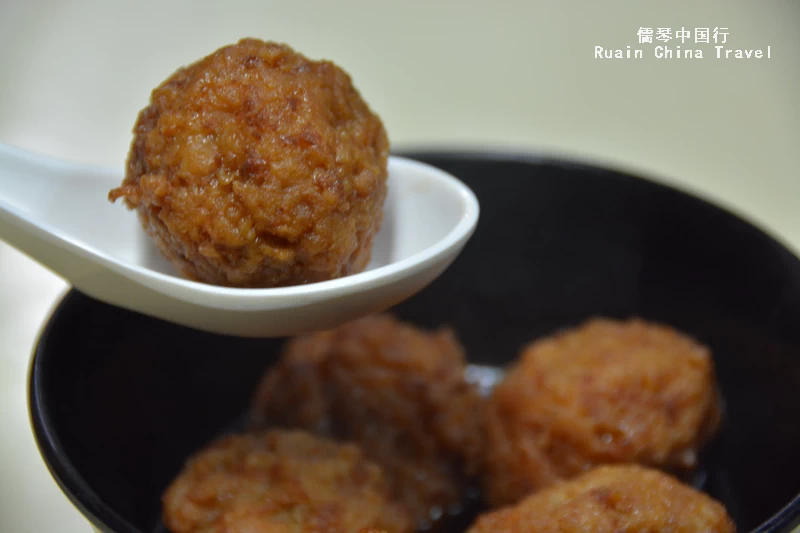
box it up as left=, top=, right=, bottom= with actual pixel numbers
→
left=0, top=143, right=479, bottom=337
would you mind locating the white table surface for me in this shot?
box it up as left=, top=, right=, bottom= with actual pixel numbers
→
left=1, top=2, right=798, bottom=532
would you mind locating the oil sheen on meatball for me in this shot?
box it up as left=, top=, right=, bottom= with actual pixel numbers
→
left=109, top=38, right=389, bottom=287
left=251, top=314, right=484, bottom=530
left=481, top=318, right=721, bottom=507
left=468, top=465, right=735, bottom=533
left=162, top=429, right=412, bottom=533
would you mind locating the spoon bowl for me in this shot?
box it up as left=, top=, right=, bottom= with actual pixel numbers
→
left=0, top=143, right=479, bottom=337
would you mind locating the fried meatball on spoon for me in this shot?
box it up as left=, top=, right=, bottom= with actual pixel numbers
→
left=0, top=41, right=478, bottom=338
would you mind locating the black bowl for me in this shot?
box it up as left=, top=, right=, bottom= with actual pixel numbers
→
left=29, top=152, right=800, bottom=533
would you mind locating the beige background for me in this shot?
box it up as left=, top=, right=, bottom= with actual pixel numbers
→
left=1, top=1, right=798, bottom=531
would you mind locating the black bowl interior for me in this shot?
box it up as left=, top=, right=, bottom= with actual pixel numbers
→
left=30, top=152, right=800, bottom=533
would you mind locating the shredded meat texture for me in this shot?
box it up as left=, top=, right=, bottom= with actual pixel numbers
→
left=251, top=314, right=485, bottom=530
left=161, top=430, right=412, bottom=533
left=467, top=465, right=735, bottom=533
left=481, top=318, right=722, bottom=507
left=109, top=38, right=389, bottom=287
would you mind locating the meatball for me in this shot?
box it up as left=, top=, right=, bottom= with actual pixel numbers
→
left=109, top=38, right=389, bottom=287
left=481, top=318, right=721, bottom=507
left=162, top=429, right=412, bottom=533
left=467, top=465, right=735, bottom=533
left=251, top=314, right=484, bottom=529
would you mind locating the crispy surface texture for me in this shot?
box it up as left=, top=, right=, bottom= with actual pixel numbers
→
left=162, top=429, right=412, bottom=533
left=467, top=465, right=735, bottom=533
left=109, top=38, right=389, bottom=287
left=481, top=318, right=721, bottom=507
left=251, top=314, right=484, bottom=529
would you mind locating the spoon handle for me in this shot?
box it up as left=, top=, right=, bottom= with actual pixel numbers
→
left=0, top=143, right=107, bottom=284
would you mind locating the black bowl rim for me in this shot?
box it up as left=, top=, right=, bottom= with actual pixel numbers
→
left=27, top=150, right=800, bottom=533
left=29, top=288, right=140, bottom=533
